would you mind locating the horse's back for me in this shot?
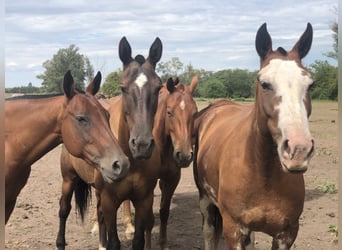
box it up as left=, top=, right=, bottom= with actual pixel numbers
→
left=196, top=99, right=252, bottom=148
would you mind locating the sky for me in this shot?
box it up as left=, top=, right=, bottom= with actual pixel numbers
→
left=5, top=0, right=338, bottom=88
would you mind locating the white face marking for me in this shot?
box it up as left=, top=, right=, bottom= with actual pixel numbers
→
left=135, top=72, right=148, bottom=89
left=179, top=100, right=185, bottom=110
left=258, top=59, right=313, bottom=144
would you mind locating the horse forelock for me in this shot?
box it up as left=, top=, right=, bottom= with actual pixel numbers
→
left=277, top=47, right=287, bottom=56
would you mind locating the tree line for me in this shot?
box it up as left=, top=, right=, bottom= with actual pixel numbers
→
left=6, top=21, right=338, bottom=100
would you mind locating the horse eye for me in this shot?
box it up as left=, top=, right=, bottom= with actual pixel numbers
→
left=167, top=110, right=173, bottom=117
left=261, top=82, right=272, bottom=90
left=76, top=115, right=89, bottom=125
left=308, top=82, right=315, bottom=91
left=120, top=85, right=128, bottom=94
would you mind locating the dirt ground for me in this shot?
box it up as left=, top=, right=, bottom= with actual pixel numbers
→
left=5, top=101, right=338, bottom=250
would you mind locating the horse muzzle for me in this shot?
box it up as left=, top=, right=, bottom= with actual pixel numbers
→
left=129, top=136, right=155, bottom=160
left=280, top=138, right=315, bottom=173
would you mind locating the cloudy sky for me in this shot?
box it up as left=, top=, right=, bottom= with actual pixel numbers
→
left=5, top=0, right=337, bottom=88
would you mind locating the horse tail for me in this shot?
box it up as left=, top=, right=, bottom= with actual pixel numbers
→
left=213, top=205, right=223, bottom=248
left=74, top=178, right=92, bottom=222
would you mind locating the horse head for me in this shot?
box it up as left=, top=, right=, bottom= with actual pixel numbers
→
left=118, top=37, right=163, bottom=160
left=164, top=75, right=198, bottom=167
left=61, top=71, right=130, bottom=182
left=255, top=23, right=314, bottom=173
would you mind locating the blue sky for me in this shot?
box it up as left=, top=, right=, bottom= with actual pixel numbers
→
left=5, top=0, right=337, bottom=88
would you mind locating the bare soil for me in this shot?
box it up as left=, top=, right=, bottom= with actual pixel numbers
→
left=5, top=101, right=338, bottom=249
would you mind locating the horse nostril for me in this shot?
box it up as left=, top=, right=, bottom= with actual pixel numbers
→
left=176, top=152, right=182, bottom=160
left=308, top=139, right=315, bottom=157
left=131, top=139, right=136, bottom=147
left=189, top=152, right=194, bottom=161
left=283, top=139, right=289, bottom=152
left=112, top=161, right=121, bottom=172
left=150, top=138, right=155, bottom=148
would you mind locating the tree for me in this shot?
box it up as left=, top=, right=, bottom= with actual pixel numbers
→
left=37, top=45, right=93, bottom=93
left=100, top=69, right=122, bottom=97
left=201, top=78, right=226, bottom=98
left=84, top=57, right=95, bottom=84
left=157, top=57, right=184, bottom=82
left=324, top=22, right=338, bottom=60
left=309, top=60, right=338, bottom=100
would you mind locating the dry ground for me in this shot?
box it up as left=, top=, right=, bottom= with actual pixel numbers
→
left=5, top=101, right=338, bottom=249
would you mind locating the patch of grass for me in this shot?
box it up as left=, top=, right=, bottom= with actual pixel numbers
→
left=328, top=224, right=338, bottom=243
left=317, top=181, right=337, bottom=194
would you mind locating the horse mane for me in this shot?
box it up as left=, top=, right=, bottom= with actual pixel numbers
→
left=134, top=54, right=146, bottom=65
left=277, top=47, right=287, bottom=56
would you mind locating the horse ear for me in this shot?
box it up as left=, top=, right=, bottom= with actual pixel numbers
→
left=174, top=77, right=180, bottom=85
left=291, top=23, right=313, bottom=59
left=166, top=77, right=175, bottom=93
left=86, top=71, right=102, bottom=95
left=63, top=70, right=76, bottom=99
left=255, top=23, right=272, bottom=59
left=148, top=37, right=163, bottom=68
left=119, top=36, right=133, bottom=67
left=187, top=75, right=199, bottom=94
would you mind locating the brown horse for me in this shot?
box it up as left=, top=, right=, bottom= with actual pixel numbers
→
left=193, top=23, right=314, bottom=249
left=113, top=75, right=199, bottom=249
left=56, top=37, right=163, bottom=250
left=5, top=71, right=130, bottom=224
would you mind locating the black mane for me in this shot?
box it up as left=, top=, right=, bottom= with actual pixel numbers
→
left=277, top=47, right=287, bottom=56
left=135, top=54, right=146, bottom=65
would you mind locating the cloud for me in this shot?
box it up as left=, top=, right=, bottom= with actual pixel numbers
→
left=5, top=0, right=337, bottom=87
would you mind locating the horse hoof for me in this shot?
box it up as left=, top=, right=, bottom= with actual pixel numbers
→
left=98, top=243, right=106, bottom=250
left=91, top=223, right=99, bottom=236
left=125, top=223, right=135, bottom=240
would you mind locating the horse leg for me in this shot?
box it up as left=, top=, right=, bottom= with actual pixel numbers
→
left=100, top=190, right=121, bottom=250
left=199, top=195, right=220, bottom=250
left=221, top=212, right=253, bottom=250
left=56, top=178, right=75, bottom=250
left=271, top=223, right=299, bottom=250
left=132, top=193, right=155, bottom=250
left=158, top=170, right=181, bottom=250
left=95, top=189, right=108, bottom=249
left=91, top=206, right=99, bottom=236
left=5, top=165, right=32, bottom=223
left=122, top=199, right=135, bottom=240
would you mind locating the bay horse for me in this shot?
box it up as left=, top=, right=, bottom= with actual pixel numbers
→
left=112, top=75, right=199, bottom=249
left=5, top=71, right=130, bottom=224
left=193, top=23, right=315, bottom=249
left=56, top=37, right=163, bottom=250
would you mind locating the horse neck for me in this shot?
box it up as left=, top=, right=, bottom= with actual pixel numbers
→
left=248, top=98, right=280, bottom=177
left=6, top=96, right=65, bottom=166
left=152, top=91, right=169, bottom=149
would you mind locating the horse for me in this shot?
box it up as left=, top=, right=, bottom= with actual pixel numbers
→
left=56, top=36, right=163, bottom=250
left=115, top=75, right=199, bottom=249
left=193, top=23, right=314, bottom=250
left=5, top=71, right=130, bottom=224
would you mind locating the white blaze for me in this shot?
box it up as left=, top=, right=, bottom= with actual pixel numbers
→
left=258, top=59, right=312, bottom=141
left=179, top=100, right=185, bottom=110
left=135, top=72, right=148, bottom=89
